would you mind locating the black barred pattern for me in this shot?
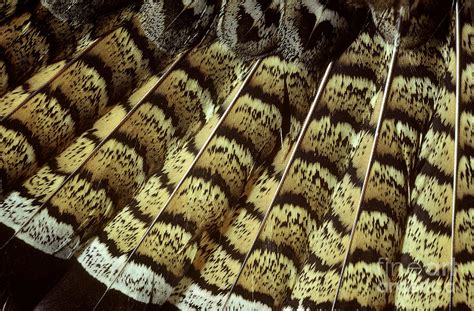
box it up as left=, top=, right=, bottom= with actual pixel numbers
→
left=454, top=5, right=474, bottom=309
left=169, top=56, right=316, bottom=310
left=0, top=3, right=141, bottom=97
left=335, top=25, right=447, bottom=310
left=1, top=40, right=250, bottom=309
left=0, top=1, right=473, bottom=310
left=283, top=23, right=390, bottom=310
left=0, top=16, right=163, bottom=195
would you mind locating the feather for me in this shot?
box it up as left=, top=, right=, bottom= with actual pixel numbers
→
left=31, top=40, right=253, bottom=310
left=40, top=0, right=131, bottom=24
left=334, top=19, right=449, bottom=311
left=0, top=64, right=176, bottom=310
left=0, top=0, right=32, bottom=23
left=217, top=0, right=282, bottom=58
left=1, top=60, right=70, bottom=118
left=0, top=14, right=163, bottom=197
left=368, top=0, right=451, bottom=48
left=0, top=12, right=172, bottom=308
left=283, top=18, right=392, bottom=310
left=279, top=0, right=367, bottom=68
left=332, top=8, right=403, bottom=309
left=165, top=55, right=317, bottom=310
left=0, top=3, right=140, bottom=98
left=221, top=61, right=332, bottom=311
left=219, top=3, right=371, bottom=308
left=140, top=0, right=217, bottom=54
left=453, top=2, right=474, bottom=309
left=0, top=0, right=474, bottom=310
left=385, top=4, right=456, bottom=310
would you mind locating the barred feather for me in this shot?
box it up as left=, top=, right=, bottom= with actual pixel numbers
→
left=0, top=0, right=473, bottom=310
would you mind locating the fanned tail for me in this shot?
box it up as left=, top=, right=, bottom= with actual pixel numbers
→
left=33, top=40, right=253, bottom=310
left=0, top=0, right=473, bottom=310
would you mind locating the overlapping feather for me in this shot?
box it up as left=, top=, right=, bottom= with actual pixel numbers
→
left=0, top=0, right=473, bottom=310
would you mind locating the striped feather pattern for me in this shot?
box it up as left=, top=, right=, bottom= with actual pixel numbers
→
left=168, top=56, right=316, bottom=310
left=283, top=22, right=391, bottom=310
left=454, top=4, right=474, bottom=309
left=336, top=21, right=448, bottom=310
left=0, top=15, right=162, bottom=196
left=0, top=3, right=140, bottom=98
left=0, top=0, right=473, bottom=310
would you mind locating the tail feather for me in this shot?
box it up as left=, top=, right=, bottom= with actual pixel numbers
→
left=0, top=5, right=95, bottom=97
left=0, top=0, right=473, bottom=310
left=1, top=60, right=67, bottom=118
left=90, top=56, right=262, bottom=308
left=279, top=0, right=367, bottom=68
left=169, top=56, right=318, bottom=310
left=284, top=21, right=391, bottom=309
left=453, top=2, right=474, bottom=309
left=34, top=40, right=252, bottom=310
left=140, top=0, right=217, bottom=55
left=217, top=0, right=282, bottom=58
left=392, top=5, right=455, bottom=310
left=224, top=61, right=332, bottom=311
left=0, top=68, right=174, bottom=310
left=0, top=15, right=163, bottom=195
left=0, top=3, right=141, bottom=99
left=40, top=0, right=132, bottom=24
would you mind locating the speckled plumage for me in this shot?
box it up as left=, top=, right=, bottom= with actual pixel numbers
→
left=0, top=1, right=473, bottom=310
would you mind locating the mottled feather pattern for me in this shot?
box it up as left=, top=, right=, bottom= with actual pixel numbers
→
left=169, top=55, right=317, bottom=310
left=40, top=0, right=131, bottom=24
left=0, top=14, right=172, bottom=306
left=369, top=0, right=451, bottom=48
left=33, top=42, right=253, bottom=309
left=336, top=24, right=448, bottom=310
left=0, top=0, right=473, bottom=310
left=0, top=60, right=66, bottom=118
left=454, top=5, right=474, bottom=309
left=140, top=0, right=217, bottom=54
left=0, top=3, right=141, bottom=98
left=217, top=0, right=282, bottom=58
left=282, top=23, right=391, bottom=310
left=0, top=0, right=31, bottom=23
left=279, top=0, right=367, bottom=68
left=0, top=15, right=163, bottom=196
